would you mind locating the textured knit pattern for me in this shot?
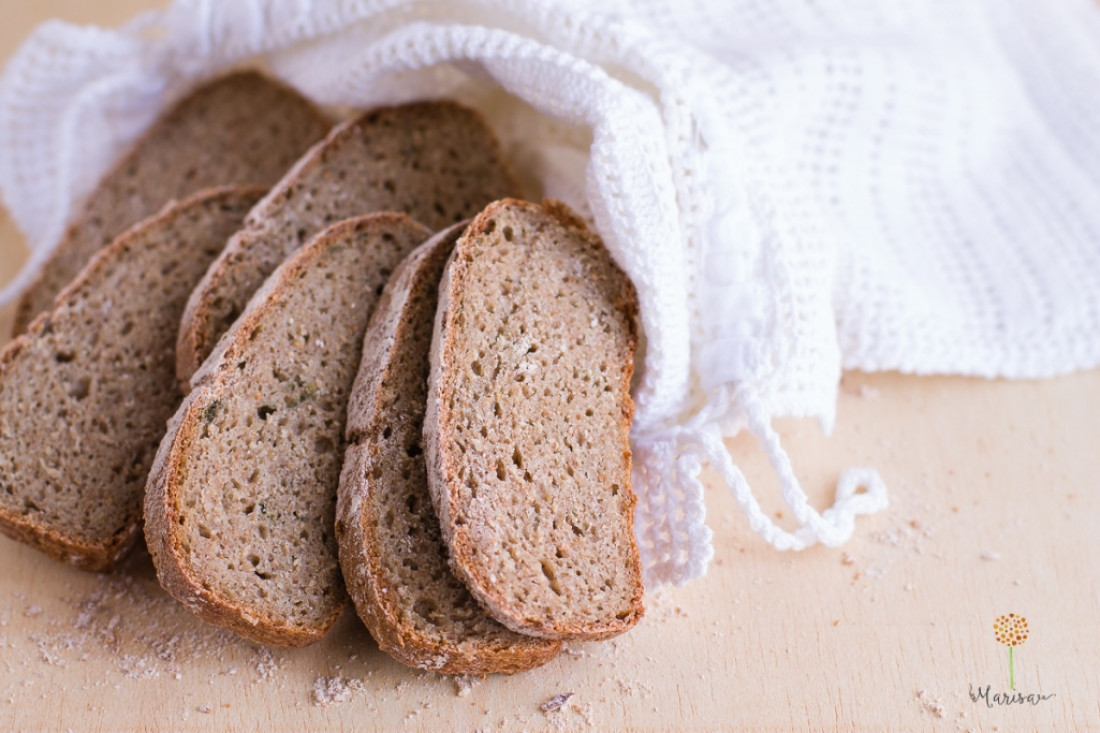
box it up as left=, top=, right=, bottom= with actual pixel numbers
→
left=4, top=0, right=1100, bottom=585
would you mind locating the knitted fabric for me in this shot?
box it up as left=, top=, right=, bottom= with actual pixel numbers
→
left=3, top=0, right=1100, bottom=586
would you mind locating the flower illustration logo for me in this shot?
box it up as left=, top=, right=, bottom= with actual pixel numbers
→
left=993, top=614, right=1029, bottom=690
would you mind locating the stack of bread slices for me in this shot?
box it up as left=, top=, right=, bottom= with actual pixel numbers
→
left=0, top=72, right=644, bottom=675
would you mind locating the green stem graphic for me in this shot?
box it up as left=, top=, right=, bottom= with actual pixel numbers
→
left=1009, top=646, right=1015, bottom=690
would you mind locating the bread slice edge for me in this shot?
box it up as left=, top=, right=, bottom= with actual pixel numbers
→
left=423, top=198, right=646, bottom=641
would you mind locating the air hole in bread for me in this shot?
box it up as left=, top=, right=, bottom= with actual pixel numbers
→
left=413, top=599, right=438, bottom=623
left=67, top=377, right=91, bottom=401
left=541, top=560, right=562, bottom=595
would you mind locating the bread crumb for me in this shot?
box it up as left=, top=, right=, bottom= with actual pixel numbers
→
left=561, top=643, right=587, bottom=658
left=980, top=551, right=1000, bottom=561
left=197, top=705, right=212, bottom=714
left=312, top=676, right=364, bottom=706
left=840, top=552, right=855, bottom=566
left=452, top=675, right=481, bottom=697
left=916, top=689, right=945, bottom=718
left=250, top=646, right=281, bottom=680
left=540, top=691, right=574, bottom=713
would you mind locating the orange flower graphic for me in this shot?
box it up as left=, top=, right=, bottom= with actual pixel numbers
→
left=993, top=614, right=1028, bottom=690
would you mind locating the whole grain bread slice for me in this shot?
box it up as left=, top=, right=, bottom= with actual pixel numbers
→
left=0, top=187, right=264, bottom=571
left=144, top=213, right=431, bottom=646
left=425, top=199, right=645, bottom=641
left=176, top=101, right=519, bottom=388
left=13, top=71, right=330, bottom=335
left=337, top=222, right=562, bottom=674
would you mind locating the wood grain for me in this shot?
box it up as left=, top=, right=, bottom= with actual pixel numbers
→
left=1, top=2, right=1098, bottom=731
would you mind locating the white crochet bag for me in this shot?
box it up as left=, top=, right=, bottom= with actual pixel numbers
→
left=4, top=0, right=1100, bottom=586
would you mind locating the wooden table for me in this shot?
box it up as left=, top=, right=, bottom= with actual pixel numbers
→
left=1, top=3, right=1098, bottom=730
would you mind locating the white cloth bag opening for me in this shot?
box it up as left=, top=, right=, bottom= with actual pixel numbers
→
left=4, top=0, right=1100, bottom=587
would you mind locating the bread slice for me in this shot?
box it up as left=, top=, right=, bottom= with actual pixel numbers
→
left=0, top=187, right=264, bottom=571
left=13, top=71, right=330, bottom=335
left=337, top=222, right=562, bottom=674
left=176, top=101, right=519, bottom=388
left=144, top=214, right=431, bottom=646
left=425, top=199, right=645, bottom=641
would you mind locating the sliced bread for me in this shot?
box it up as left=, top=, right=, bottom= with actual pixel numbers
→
left=0, top=187, right=264, bottom=571
left=144, top=214, right=431, bottom=646
left=176, top=101, right=519, bottom=388
left=337, top=222, right=562, bottom=674
left=13, top=71, right=330, bottom=335
left=425, top=199, right=645, bottom=641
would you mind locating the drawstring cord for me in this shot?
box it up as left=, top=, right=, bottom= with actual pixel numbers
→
left=633, top=382, right=888, bottom=584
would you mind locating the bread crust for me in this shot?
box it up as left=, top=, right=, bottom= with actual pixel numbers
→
left=337, top=223, right=561, bottom=673
left=145, top=213, right=430, bottom=646
left=0, top=187, right=264, bottom=572
left=13, top=71, right=330, bottom=336
left=424, top=199, right=645, bottom=642
left=175, top=101, right=520, bottom=390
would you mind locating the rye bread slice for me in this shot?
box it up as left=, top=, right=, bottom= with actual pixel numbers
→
left=337, top=222, right=562, bottom=674
left=425, top=199, right=645, bottom=641
left=13, top=71, right=330, bottom=335
left=0, top=187, right=264, bottom=571
left=144, top=214, right=431, bottom=646
left=176, top=101, right=519, bottom=388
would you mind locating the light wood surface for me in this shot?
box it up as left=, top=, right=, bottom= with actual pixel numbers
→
left=2, top=3, right=1099, bottom=731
